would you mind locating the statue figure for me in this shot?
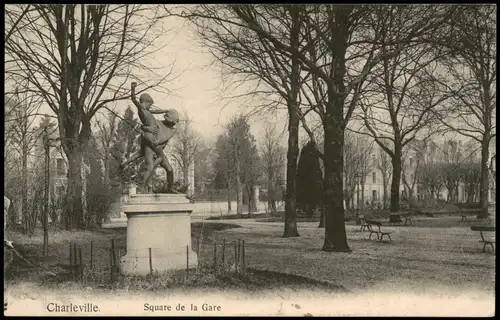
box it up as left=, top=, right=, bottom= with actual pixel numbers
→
left=120, top=82, right=180, bottom=193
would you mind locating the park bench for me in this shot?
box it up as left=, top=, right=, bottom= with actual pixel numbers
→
left=389, top=213, right=414, bottom=226
left=470, top=226, right=495, bottom=253
left=460, top=210, right=490, bottom=222
left=403, top=216, right=414, bottom=226
left=359, top=216, right=369, bottom=232
left=365, top=220, right=392, bottom=243
left=389, top=214, right=403, bottom=225
left=460, top=211, right=476, bottom=222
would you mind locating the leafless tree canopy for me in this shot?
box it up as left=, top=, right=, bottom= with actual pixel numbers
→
left=170, top=110, right=203, bottom=188
left=5, top=4, right=177, bottom=229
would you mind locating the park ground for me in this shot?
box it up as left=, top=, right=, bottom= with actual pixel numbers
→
left=4, top=213, right=495, bottom=316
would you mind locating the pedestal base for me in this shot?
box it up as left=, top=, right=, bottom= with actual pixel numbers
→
left=119, top=194, right=198, bottom=276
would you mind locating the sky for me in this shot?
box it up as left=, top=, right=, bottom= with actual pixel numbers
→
left=109, top=15, right=290, bottom=148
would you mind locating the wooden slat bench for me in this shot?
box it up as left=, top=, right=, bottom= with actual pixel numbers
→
left=470, top=226, right=495, bottom=253
left=359, top=216, right=369, bottom=232
left=389, top=213, right=414, bottom=226
left=461, top=211, right=491, bottom=222
left=365, top=220, right=392, bottom=242
left=403, top=216, right=414, bottom=226
left=389, top=214, right=403, bottom=225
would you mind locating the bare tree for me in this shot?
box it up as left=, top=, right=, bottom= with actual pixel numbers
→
left=261, top=123, right=286, bottom=213
left=434, top=5, right=496, bottom=218
left=376, top=148, right=392, bottom=209
left=213, top=134, right=234, bottom=214
left=357, top=35, right=451, bottom=213
left=193, top=142, right=213, bottom=195
left=357, top=137, right=374, bottom=209
left=343, top=131, right=358, bottom=210
left=95, top=109, right=119, bottom=187
left=5, top=4, right=175, bottom=229
left=172, top=4, right=456, bottom=251
left=401, top=139, right=426, bottom=205
left=4, top=5, right=35, bottom=43
left=6, top=87, right=44, bottom=229
left=170, top=110, right=202, bottom=192
left=460, top=161, right=482, bottom=204
left=176, top=5, right=307, bottom=237
left=417, top=161, right=445, bottom=201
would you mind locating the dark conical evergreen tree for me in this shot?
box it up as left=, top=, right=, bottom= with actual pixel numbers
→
left=296, top=141, right=324, bottom=219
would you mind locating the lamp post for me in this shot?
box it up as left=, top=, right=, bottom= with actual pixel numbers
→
left=42, top=127, right=58, bottom=257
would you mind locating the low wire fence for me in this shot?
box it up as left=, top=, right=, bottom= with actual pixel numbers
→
left=65, top=237, right=250, bottom=285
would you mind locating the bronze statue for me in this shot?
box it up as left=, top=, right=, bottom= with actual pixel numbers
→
left=120, top=82, right=180, bottom=193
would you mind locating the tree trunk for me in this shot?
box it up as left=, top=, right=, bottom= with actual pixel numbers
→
left=321, top=8, right=351, bottom=252
left=466, top=185, right=473, bottom=203
left=282, top=5, right=301, bottom=238
left=247, top=186, right=253, bottom=215
left=382, top=178, right=388, bottom=209
left=64, top=150, right=84, bottom=229
left=390, top=150, right=402, bottom=213
left=360, top=183, right=365, bottom=209
left=21, top=142, right=28, bottom=230
left=318, top=202, right=325, bottom=228
left=227, top=183, right=232, bottom=213
left=236, top=176, right=243, bottom=216
left=104, top=156, right=110, bottom=187
left=267, top=179, right=274, bottom=212
left=322, top=119, right=350, bottom=252
left=478, top=137, right=490, bottom=218
left=282, top=108, right=300, bottom=238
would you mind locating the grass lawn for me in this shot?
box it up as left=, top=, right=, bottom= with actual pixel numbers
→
left=205, top=219, right=495, bottom=293
left=4, top=215, right=495, bottom=316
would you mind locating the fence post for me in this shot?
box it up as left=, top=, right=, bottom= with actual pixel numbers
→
left=234, top=241, right=237, bottom=273
left=238, top=239, right=241, bottom=273
left=213, top=241, right=217, bottom=273
left=69, top=243, right=73, bottom=270
left=149, top=248, right=153, bottom=276
left=73, top=243, right=77, bottom=279
left=111, top=239, right=116, bottom=266
left=78, top=247, right=83, bottom=282
left=90, top=240, right=93, bottom=270
left=242, top=240, right=246, bottom=274
left=109, top=248, right=114, bottom=282
left=222, top=239, right=226, bottom=272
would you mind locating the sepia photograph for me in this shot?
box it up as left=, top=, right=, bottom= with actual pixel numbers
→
left=4, top=3, right=496, bottom=317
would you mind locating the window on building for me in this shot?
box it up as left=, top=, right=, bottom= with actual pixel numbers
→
left=56, top=159, right=65, bottom=176
left=372, top=172, right=376, bottom=184
left=409, top=157, right=413, bottom=166
left=372, top=190, right=377, bottom=201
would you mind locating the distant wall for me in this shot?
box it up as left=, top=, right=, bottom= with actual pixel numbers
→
left=107, top=199, right=270, bottom=220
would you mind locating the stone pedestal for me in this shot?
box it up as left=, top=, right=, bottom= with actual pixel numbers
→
left=119, top=193, right=198, bottom=276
